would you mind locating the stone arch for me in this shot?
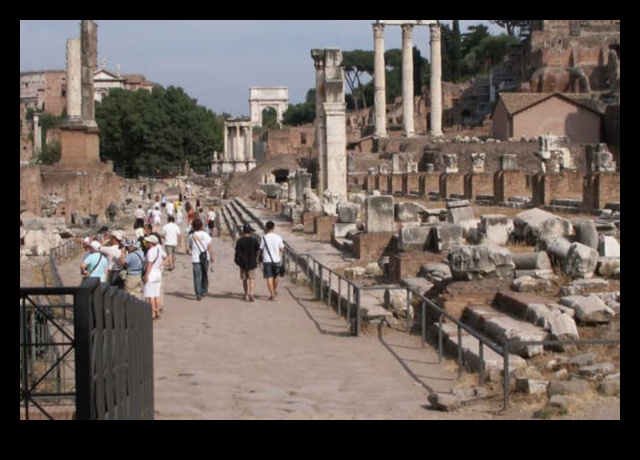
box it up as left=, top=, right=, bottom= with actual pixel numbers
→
left=249, top=87, right=289, bottom=128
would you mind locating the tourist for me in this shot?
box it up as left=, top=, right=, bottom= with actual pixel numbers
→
left=165, top=199, right=175, bottom=219
left=142, top=234, right=167, bottom=320
left=259, top=220, right=285, bottom=301
left=206, top=206, right=217, bottom=236
left=138, top=223, right=163, bottom=256
left=151, top=204, right=162, bottom=233
left=234, top=224, right=261, bottom=302
left=162, top=215, right=182, bottom=271
left=99, top=229, right=126, bottom=289
left=133, top=204, right=146, bottom=230
left=119, top=238, right=146, bottom=300
left=188, top=218, right=214, bottom=301
left=80, top=240, right=109, bottom=283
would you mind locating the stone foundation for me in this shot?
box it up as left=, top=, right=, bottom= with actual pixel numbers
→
left=313, top=215, right=339, bottom=242
left=352, top=232, right=396, bottom=262
left=439, top=173, right=464, bottom=199
left=389, top=250, right=435, bottom=282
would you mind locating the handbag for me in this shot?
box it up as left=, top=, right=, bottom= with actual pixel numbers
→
left=262, top=236, right=286, bottom=277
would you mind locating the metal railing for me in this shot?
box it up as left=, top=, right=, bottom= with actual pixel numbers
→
left=20, top=277, right=154, bottom=420
left=234, top=197, right=621, bottom=410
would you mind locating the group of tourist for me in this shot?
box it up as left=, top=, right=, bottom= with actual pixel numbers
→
left=77, top=185, right=286, bottom=321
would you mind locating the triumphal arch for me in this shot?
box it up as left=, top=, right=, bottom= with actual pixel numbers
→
left=249, top=87, right=289, bottom=128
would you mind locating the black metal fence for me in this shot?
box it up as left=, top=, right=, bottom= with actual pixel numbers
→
left=20, top=277, right=154, bottom=420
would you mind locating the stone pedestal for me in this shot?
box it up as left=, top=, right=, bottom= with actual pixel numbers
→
left=439, top=173, right=464, bottom=199
left=402, top=172, right=421, bottom=196
left=314, top=215, right=339, bottom=242
left=494, top=170, right=530, bottom=203
left=464, top=172, right=494, bottom=201
left=419, top=173, right=440, bottom=198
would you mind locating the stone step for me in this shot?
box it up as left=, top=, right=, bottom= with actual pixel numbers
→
left=435, top=322, right=527, bottom=377
left=461, top=304, right=549, bottom=358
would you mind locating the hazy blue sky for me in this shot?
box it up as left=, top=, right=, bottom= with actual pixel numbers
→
left=20, top=20, right=499, bottom=118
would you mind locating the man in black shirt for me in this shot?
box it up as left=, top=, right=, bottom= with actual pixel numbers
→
left=234, top=224, right=261, bottom=302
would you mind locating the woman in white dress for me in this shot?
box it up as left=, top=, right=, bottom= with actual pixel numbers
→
left=142, top=234, right=167, bottom=320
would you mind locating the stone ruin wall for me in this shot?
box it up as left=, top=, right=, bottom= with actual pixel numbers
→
left=262, top=125, right=315, bottom=160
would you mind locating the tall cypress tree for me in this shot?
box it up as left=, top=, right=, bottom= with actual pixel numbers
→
left=451, top=20, right=462, bottom=83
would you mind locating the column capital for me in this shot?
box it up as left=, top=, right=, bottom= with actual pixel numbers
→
left=429, top=23, right=441, bottom=41
left=401, top=23, right=414, bottom=36
left=373, top=22, right=385, bottom=38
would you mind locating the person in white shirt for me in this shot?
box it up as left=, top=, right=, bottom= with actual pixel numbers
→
left=133, top=205, right=146, bottom=230
left=162, top=215, right=182, bottom=271
left=206, top=207, right=217, bottom=236
left=259, top=220, right=285, bottom=301
left=142, top=234, right=167, bottom=320
left=188, top=218, right=214, bottom=301
left=100, top=230, right=125, bottom=289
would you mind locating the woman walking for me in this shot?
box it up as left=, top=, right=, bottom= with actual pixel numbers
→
left=142, top=234, right=167, bottom=319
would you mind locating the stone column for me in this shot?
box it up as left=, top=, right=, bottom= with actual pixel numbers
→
left=65, top=38, right=82, bottom=122
left=312, top=50, right=327, bottom=197
left=233, top=126, right=240, bottom=161
left=324, top=102, right=347, bottom=199
left=244, top=126, right=253, bottom=161
left=223, top=123, right=229, bottom=161
left=401, top=24, right=415, bottom=138
left=80, top=20, right=98, bottom=128
left=429, top=24, right=443, bottom=136
left=373, top=22, right=387, bottom=139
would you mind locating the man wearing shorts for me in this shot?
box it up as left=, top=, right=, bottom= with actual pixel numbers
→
left=234, top=224, right=261, bottom=302
left=259, top=220, right=284, bottom=301
left=162, top=215, right=182, bottom=271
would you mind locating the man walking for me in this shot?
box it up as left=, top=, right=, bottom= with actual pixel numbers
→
left=188, top=218, right=214, bottom=301
left=162, top=215, right=182, bottom=271
left=234, top=224, right=261, bottom=302
left=259, top=220, right=284, bottom=301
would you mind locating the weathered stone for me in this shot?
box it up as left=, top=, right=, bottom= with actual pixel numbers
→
left=546, top=236, right=572, bottom=261
left=559, top=278, right=610, bottom=296
left=418, top=262, right=452, bottom=283
left=365, top=195, right=394, bottom=233
left=597, top=373, right=620, bottom=396
left=344, top=267, right=366, bottom=280
left=511, top=276, right=553, bottom=293
left=599, top=235, right=620, bottom=258
left=579, top=362, right=616, bottom=379
left=402, top=277, right=434, bottom=296
left=560, top=295, right=615, bottom=324
left=430, top=223, right=463, bottom=252
left=398, top=223, right=431, bottom=251
left=336, top=202, right=360, bottom=223
left=365, top=262, right=382, bottom=276
left=513, top=208, right=573, bottom=247
left=547, top=379, right=590, bottom=396
left=448, top=244, right=515, bottom=280
left=395, top=202, right=426, bottom=222
left=548, top=313, right=580, bottom=351
left=525, top=303, right=558, bottom=329
left=571, top=218, right=599, bottom=250
left=333, top=222, right=358, bottom=238
left=480, top=214, right=513, bottom=245
left=597, top=257, right=621, bottom=278
left=563, top=242, right=598, bottom=279
left=515, top=378, right=549, bottom=395
left=446, top=199, right=475, bottom=223
left=427, top=392, right=461, bottom=412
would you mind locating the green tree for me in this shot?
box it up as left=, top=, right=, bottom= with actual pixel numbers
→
left=95, top=86, right=224, bottom=175
left=342, top=50, right=374, bottom=111
left=37, top=140, right=61, bottom=165
left=489, top=20, right=531, bottom=40
left=450, top=20, right=462, bottom=83
left=282, top=89, right=316, bottom=126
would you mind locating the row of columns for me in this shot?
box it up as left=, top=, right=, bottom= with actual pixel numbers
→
left=373, top=20, right=442, bottom=139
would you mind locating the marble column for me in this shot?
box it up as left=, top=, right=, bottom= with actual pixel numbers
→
left=429, top=24, right=443, bottom=137
left=244, top=126, right=253, bottom=161
left=223, top=123, right=229, bottom=160
left=80, top=20, right=98, bottom=128
left=312, top=50, right=327, bottom=197
left=401, top=24, right=415, bottom=138
left=65, top=38, right=82, bottom=122
left=373, top=23, right=387, bottom=139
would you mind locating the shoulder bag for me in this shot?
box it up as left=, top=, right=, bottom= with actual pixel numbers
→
left=262, top=236, right=286, bottom=277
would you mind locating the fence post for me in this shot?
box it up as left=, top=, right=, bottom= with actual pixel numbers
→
left=405, top=288, right=411, bottom=332
left=74, top=278, right=98, bottom=420
left=503, top=342, right=510, bottom=410
left=421, top=300, right=426, bottom=349
left=355, top=287, right=361, bottom=337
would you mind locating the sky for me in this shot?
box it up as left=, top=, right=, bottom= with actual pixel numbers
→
left=20, top=20, right=500, bottom=118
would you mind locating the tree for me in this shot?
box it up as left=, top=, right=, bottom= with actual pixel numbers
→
left=342, top=50, right=374, bottom=112
left=95, top=86, right=224, bottom=175
left=489, top=20, right=531, bottom=40
left=282, top=89, right=316, bottom=126
left=450, top=20, right=462, bottom=83
left=37, top=140, right=61, bottom=165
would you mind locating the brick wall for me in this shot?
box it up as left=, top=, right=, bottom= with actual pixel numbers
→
left=301, top=211, right=323, bottom=233
left=419, top=173, right=440, bottom=197
left=313, top=215, right=338, bottom=242
left=439, top=173, right=465, bottom=198
left=494, top=171, right=531, bottom=202
left=352, top=232, right=396, bottom=262
left=388, top=251, right=434, bottom=282
left=465, top=172, right=494, bottom=200
left=402, top=173, right=421, bottom=195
